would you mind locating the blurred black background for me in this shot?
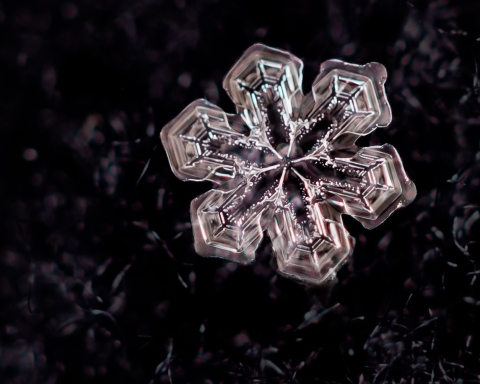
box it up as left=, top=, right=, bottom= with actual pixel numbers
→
left=2, top=0, right=480, bottom=382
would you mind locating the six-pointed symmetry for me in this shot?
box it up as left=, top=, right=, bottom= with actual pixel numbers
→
left=161, top=44, right=416, bottom=285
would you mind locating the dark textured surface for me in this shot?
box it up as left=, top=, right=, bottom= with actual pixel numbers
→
left=2, top=0, right=480, bottom=382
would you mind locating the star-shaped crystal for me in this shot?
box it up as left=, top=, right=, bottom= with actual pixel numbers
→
left=161, top=44, right=416, bottom=285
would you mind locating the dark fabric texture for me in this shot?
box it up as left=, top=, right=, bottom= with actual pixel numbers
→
left=1, top=0, right=480, bottom=382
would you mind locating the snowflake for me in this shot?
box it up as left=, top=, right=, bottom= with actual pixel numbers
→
left=161, top=44, right=416, bottom=285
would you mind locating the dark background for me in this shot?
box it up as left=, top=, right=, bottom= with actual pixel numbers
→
left=2, top=0, right=480, bottom=382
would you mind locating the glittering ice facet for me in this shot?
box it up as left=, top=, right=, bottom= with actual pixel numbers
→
left=161, top=44, right=416, bottom=285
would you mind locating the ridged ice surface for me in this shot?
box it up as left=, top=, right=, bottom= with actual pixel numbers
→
left=161, top=44, right=416, bottom=285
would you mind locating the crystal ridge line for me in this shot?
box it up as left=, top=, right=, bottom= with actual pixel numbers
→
left=160, top=44, right=416, bottom=285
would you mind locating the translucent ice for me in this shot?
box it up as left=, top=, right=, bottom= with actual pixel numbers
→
left=161, top=44, right=416, bottom=285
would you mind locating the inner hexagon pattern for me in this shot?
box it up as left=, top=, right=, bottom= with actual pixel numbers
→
left=161, top=44, right=416, bottom=285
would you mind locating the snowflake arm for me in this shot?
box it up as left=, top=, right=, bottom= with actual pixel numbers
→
left=298, top=60, right=392, bottom=153
left=191, top=170, right=280, bottom=264
left=160, top=99, right=277, bottom=184
left=223, top=43, right=304, bottom=152
left=267, top=169, right=354, bottom=284
left=296, top=145, right=417, bottom=229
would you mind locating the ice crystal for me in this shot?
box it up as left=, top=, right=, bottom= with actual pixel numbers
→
left=161, top=44, right=416, bottom=285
